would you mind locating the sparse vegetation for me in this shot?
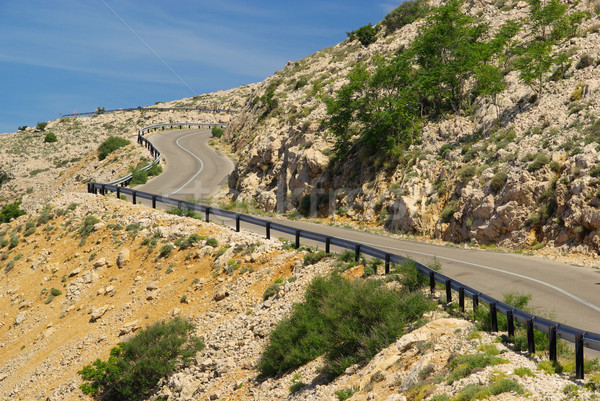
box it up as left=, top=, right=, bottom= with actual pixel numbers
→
left=97, top=136, right=130, bottom=161
left=258, top=273, right=434, bottom=380
left=78, top=317, right=204, bottom=400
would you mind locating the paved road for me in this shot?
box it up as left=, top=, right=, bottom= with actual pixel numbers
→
left=137, top=129, right=233, bottom=201
left=134, top=128, right=600, bottom=337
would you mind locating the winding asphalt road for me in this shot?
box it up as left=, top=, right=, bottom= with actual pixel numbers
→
left=137, top=128, right=234, bottom=201
left=136, top=128, right=600, bottom=338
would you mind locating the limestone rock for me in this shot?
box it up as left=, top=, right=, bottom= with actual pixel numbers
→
left=116, top=248, right=131, bottom=268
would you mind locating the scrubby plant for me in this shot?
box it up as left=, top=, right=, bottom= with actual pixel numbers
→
left=44, top=132, right=57, bottom=143
left=159, top=245, right=174, bottom=258
left=527, top=153, right=550, bottom=172
left=258, top=273, right=434, bottom=380
left=0, top=201, right=26, bottom=223
left=78, top=317, right=204, bottom=400
left=447, top=353, right=509, bottom=383
left=211, top=126, right=224, bottom=138
left=205, top=237, right=218, bottom=247
left=347, top=23, right=380, bottom=46
left=304, top=250, right=329, bottom=265
left=490, top=171, right=507, bottom=194
left=78, top=215, right=100, bottom=246
left=441, top=201, right=458, bottom=223
left=382, top=0, right=430, bottom=34
left=97, top=136, right=130, bottom=161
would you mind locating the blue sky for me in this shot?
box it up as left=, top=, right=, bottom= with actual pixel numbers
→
left=0, top=0, right=401, bottom=134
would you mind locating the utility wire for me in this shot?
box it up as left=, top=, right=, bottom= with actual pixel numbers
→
left=99, top=0, right=197, bottom=96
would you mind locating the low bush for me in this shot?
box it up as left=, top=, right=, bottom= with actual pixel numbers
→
left=78, top=317, right=204, bottom=400
left=0, top=201, right=26, bottom=223
left=258, top=273, right=434, bottom=380
left=527, top=153, right=550, bottom=172
left=382, top=0, right=430, bottom=34
left=98, top=136, right=130, bottom=161
left=490, top=171, right=507, bottom=194
left=78, top=215, right=100, bottom=246
left=205, top=237, right=218, bottom=247
left=44, top=132, right=58, bottom=143
left=447, top=353, right=509, bottom=383
left=304, top=250, right=329, bottom=266
left=211, top=126, right=224, bottom=138
left=159, top=245, right=174, bottom=258
left=347, top=23, right=380, bottom=46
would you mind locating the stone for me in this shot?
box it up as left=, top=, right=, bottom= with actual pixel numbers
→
left=116, top=248, right=131, bottom=268
left=93, top=258, right=107, bottom=268
left=69, top=268, right=81, bottom=277
left=14, top=312, right=26, bottom=326
left=213, top=290, right=229, bottom=302
left=90, top=305, right=112, bottom=322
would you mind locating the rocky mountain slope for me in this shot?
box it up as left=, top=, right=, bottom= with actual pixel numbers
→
left=1, top=192, right=599, bottom=400
left=224, top=0, right=600, bottom=257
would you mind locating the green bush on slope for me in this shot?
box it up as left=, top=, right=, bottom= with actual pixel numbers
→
left=258, top=273, right=434, bottom=380
left=97, top=136, right=130, bottom=161
left=78, top=317, right=204, bottom=401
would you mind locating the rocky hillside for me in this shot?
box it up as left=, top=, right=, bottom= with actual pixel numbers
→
left=224, top=0, right=600, bottom=257
left=0, top=85, right=255, bottom=212
left=1, top=192, right=599, bottom=400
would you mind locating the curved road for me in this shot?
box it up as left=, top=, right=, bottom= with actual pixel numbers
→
left=137, top=128, right=233, bottom=201
left=135, top=128, right=600, bottom=337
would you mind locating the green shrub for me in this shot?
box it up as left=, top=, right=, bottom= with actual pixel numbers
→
left=395, top=260, right=427, bottom=292
left=263, top=278, right=284, bottom=300
left=289, top=381, right=307, bottom=394
left=50, top=288, right=62, bottom=296
left=527, top=153, right=550, bottom=172
left=44, top=132, right=58, bottom=143
left=78, top=317, right=204, bottom=400
left=0, top=201, right=26, bottom=223
left=97, top=136, right=130, bottom=161
left=36, top=122, right=48, bottom=131
left=490, top=171, right=507, bottom=194
left=24, top=226, right=35, bottom=237
left=335, top=387, right=357, bottom=401
left=78, top=215, right=100, bottom=246
left=304, top=250, right=329, bottom=265
left=447, top=353, right=509, bottom=383
left=205, top=237, right=218, bottom=247
left=382, top=0, right=430, bottom=34
left=513, top=367, right=535, bottom=377
left=147, top=163, right=162, bottom=177
left=258, top=273, right=434, bottom=380
left=347, top=23, right=380, bottom=46
left=458, top=165, right=477, bottom=183
left=211, top=126, right=224, bottom=138
left=441, top=201, right=458, bottom=223
left=9, top=236, right=18, bottom=249
left=159, top=245, right=174, bottom=258
left=129, top=169, right=148, bottom=186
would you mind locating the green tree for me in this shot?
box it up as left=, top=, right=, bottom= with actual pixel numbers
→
left=382, top=0, right=430, bottom=34
left=514, top=40, right=555, bottom=94
left=44, top=132, right=58, bottom=143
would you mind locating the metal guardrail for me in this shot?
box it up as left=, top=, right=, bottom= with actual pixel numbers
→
left=62, top=107, right=238, bottom=118
left=89, top=122, right=600, bottom=380
left=105, top=122, right=227, bottom=186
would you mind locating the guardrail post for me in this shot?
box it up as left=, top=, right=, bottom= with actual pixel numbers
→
left=325, top=237, right=331, bottom=254
left=473, top=294, right=479, bottom=312
left=507, top=310, right=515, bottom=337
left=526, top=319, right=535, bottom=354
left=490, top=302, right=498, bottom=332
left=235, top=215, right=241, bottom=232
left=295, top=230, right=300, bottom=249
left=266, top=222, right=271, bottom=240
left=429, top=271, right=435, bottom=294
left=576, top=334, right=584, bottom=379
left=116, top=187, right=120, bottom=199
left=354, top=244, right=361, bottom=262
left=101, top=185, right=106, bottom=195
left=459, top=288, right=465, bottom=311
left=549, top=325, right=557, bottom=362
left=132, top=191, right=137, bottom=205
left=385, top=253, right=391, bottom=274
left=205, top=207, right=210, bottom=223
left=87, top=183, right=91, bottom=193
left=445, top=280, right=452, bottom=305
left=152, top=195, right=156, bottom=209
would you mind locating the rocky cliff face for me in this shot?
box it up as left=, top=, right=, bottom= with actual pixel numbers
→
left=224, top=0, right=600, bottom=257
